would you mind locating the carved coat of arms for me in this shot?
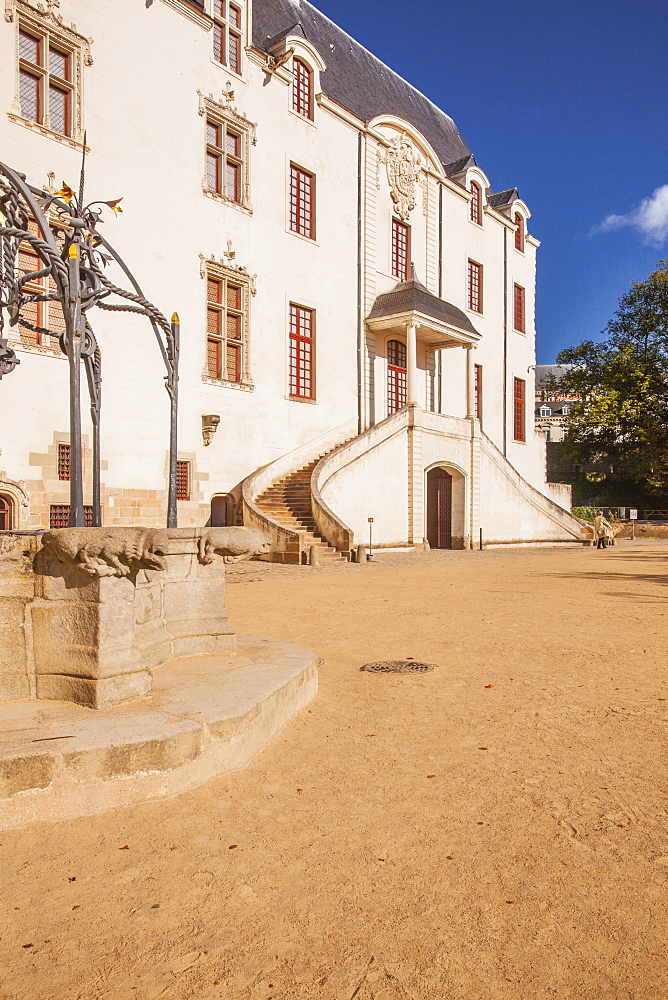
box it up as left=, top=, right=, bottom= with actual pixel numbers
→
left=386, top=135, right=421, bottom=221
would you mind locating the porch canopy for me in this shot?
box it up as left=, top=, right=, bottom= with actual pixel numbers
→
left=366, top=270, right=482, bottom=411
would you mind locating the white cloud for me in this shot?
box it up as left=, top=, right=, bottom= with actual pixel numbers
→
left=589, top=184, right=668, bottom=246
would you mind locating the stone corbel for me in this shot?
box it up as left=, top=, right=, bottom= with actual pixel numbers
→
left=202, top=414, right=220, bottom=447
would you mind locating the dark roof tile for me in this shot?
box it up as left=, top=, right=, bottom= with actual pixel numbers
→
left=253, top=0, right=471, bottom=167
left=368, top=273, right=479, bottom=337
left=487, top=188, right=519, bottom=208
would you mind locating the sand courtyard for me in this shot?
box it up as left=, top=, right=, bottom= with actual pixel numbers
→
left=1, top=541, right=667, bottom=1000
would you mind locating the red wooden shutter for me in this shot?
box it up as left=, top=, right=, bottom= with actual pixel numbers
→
left=474, top=363, right=482, bottom=420
left=293, top=59, right=313, bottom=118
left=392, top=220, right=410, bottom=280
left=470, top=182, right=482, bottom=225
left=514, top=284, right=525, bottom=332
left=468, top=260, right=482, bottom=312
left=290, top=166, right=314, bottom=239
left=387, top=340, right=407, bottom=414
left=513, top=377, right=525, bottom=442
left=289, top=304, right=314, bottom=398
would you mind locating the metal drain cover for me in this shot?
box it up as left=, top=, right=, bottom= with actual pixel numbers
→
left=361, top=660, right=436, bottom=674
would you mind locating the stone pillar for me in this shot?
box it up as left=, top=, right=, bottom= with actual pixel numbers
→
left=406, top=323, right=418, bottom=405
left=466, top=345, right=477, bottom=419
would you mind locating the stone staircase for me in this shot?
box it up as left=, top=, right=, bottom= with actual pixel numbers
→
left=255, top=459, right=347, bottom=564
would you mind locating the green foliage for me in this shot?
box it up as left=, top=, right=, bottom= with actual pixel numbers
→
left=571, top=506, right=598, bottom=521
left=556, top=260, right=668, bottom=493
left=571, top=506, right=617, bottom=522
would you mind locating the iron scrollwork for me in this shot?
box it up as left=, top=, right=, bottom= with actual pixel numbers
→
left=0, top=154, right=179, bottom=527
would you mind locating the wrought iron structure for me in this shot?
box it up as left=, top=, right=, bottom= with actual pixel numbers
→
left=0, top=157, right=180, bottom=527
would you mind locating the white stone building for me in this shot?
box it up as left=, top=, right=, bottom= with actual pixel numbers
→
left=0, top=0, right=585, bottom=556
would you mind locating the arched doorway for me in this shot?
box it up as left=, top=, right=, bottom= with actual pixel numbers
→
left=387, top=339, right=407, bottom=415
left=426, top=468, right=452, bottom=548
left=210, top=494, right=232, bottom=527
left=0, top=494, right=13, bottom=530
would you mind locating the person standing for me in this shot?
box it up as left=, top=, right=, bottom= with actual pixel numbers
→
left=593, top=510, right=613, bottom=549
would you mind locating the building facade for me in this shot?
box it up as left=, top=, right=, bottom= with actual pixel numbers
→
left=0, top=0, right=585, bottom=552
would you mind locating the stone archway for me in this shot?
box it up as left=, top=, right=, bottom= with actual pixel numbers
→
left=425, top=465, right=466, bottom=549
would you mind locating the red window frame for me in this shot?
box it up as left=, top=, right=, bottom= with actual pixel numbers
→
left=290, top=164, right=315, bottom=239
left=289, top=303, right=314, bottom=399
left=468, top=260, right=482, bottom=313
left=57, top=443, right=71, bottom=481
left=18, top=26, right=73, bottom=137
left=513, top=377, right=526, bottom=442
left=392, top=219, right=410, bottom=281
left=474, top=363, right=482, bottom=421
left=212, top=0, right=242, bottom=73
left=293, top=58, right=313, bottom=119
left=387, top=339, right=407, bottom=415
left=50, top=504, right=93, bottom=528
left=206, top=120, right=242, bottom=204
left=469, top=182, right=482, bottom=225
left=0, top=495, right=11, bottom=530
left=513, top=283, right=525, bottom=333
left=514, top=212, right=524, bottom=252
left=176, top=461, right=191, bottom=501
left=206, top=273, right=244, bottom=383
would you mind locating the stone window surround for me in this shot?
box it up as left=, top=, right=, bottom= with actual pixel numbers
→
left=5, top=0, right=92, bottom=151
left=200, top=253, right=255, bottom=391
left=198, top=91, right=256, bottom=214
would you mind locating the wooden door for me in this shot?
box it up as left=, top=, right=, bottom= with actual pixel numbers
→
left=426, top=468, right=452, bottom=549
left=0, top=495, right=11, bottom=531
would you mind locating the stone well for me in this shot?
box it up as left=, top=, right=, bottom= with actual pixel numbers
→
left=0, top=526, right=319, bottom=828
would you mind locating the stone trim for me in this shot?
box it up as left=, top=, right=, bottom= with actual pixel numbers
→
left=5, top=0, right=93, bottom=146
left=198, top=90, right=256, bottom=213
left=200, top=253, right=255, bottom=388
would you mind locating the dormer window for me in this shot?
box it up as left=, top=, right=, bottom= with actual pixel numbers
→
left=540, top=406, right=551, bottom=417
left=212, top=0, right=242, bottom=75
left=514, top=212, right=524, bottom=252
left=293, top=58, right=313, bottom=119
left=469, top=182, right=482, bottom=226
left=561, top=405, right=570, bottom=416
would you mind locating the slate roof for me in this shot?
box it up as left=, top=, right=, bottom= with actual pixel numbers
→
left=368, top=272, right=479, bottom=337
left=443, top=154, right=477, bottom=176
left=253, top=0, right=472, bottom=168
left=535, top=364, right=574, bottom=388
left=535, top=400, right=573, bottom=416
left=487, top=188, right=519, bottom=209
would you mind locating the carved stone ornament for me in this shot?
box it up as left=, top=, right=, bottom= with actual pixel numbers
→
left=0, top=471, right=29, bottom=505
left=202, top=413, right=220, bottom=446
left=41, top=527, right=169, bottom=578
left=386, top=134, right=422, bottom=221
left=5, top=0, right=94, bottom=66
left=197, top=527, right=271, bottom=565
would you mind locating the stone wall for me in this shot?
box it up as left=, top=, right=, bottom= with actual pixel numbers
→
left=0, top=526, right=269, bottom=709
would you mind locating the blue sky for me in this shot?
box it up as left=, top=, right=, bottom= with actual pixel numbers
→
left=313, top=0, right=668, bottom=362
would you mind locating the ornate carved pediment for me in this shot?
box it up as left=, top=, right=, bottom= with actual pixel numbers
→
left=5, top=0, right=93, bottom=65
left=385, top=134, right=422, bottom=221
left=0, top=472, right=29, bottom=505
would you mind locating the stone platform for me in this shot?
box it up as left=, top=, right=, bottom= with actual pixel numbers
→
left=0, top=635, right=318, bottom=830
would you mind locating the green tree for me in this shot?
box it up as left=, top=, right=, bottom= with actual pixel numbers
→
left=556, top=260, right=668, bottom=493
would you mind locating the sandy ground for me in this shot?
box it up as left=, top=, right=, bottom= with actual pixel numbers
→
left=1, top=542, right=667, bottom=1000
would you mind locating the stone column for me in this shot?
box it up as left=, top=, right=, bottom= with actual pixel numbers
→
left=406, top=323, right=418, bottom=406
left=466, top=345, right=477, bottom=419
